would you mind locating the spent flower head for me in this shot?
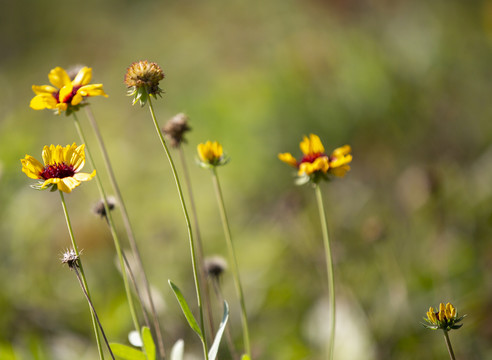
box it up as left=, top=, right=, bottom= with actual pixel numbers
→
left=125, top=60, right=165, bottom=106
left=423, top=302, right=465, bottom=331
left=30, top=66, right=107, bottom=115
left=21, top=143, right=96, bottom=193
left=162, top=113, right=192, bottom=148
left=197, top=141, right=230, bottom=168
left=93, top=196, right=117, bottom=219
left=204, top=256, right=228, bottom=279
left=279, top=134, right=352, bottom=185
left=61, top=248, right=80, bottom=269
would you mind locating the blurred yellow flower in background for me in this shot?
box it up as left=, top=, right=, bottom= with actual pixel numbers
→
left=30, top=66, right=107, bottom=115
left=21, top=143, right=96, bottom=193
left=279, top=134, right=352, bottom=184
left=197, top=141, right=229, bottom=168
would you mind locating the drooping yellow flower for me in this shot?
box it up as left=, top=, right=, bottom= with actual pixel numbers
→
left=279, top=134, right=352, bottom=183
left=197, top=141, right=229, bottom=168
left=424, top=302, right=465, bottom=331
left=30, top=66, right=108, bottom=115
left=21, top=143, right=96, bottom=193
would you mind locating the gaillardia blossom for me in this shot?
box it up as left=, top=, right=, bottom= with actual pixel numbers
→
left=197, top=141, right=229, bottom=168
left=21, top=143, right=96, bottom=193
left=30, top=66, right=108, bottom=115
left=423, top=302, right=465, bottom=331
left=125, top=60, right=165, bottom=106
left=279, top=134, right=352, bottom=184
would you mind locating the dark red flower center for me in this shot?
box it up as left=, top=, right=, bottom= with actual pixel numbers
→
left=41, top=163, right=76, bottom=179
left=300, top=152, right=325, bottom=164
left=52, top=85, right=82, bottom=104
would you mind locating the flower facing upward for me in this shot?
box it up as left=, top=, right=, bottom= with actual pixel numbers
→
left=197, top=141, right=229, bottom=168
left=30, top=66, right=108, bottom=115
left=279, top=134, right=352, bottom=184
left=125, top=60, right=165, bottom=106
left=21, top=143, right=96, bottom=193
left=424, top=302, right=465, bottom=331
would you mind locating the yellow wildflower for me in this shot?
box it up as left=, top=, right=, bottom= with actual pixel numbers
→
left=279, top=134, right=352, bottom=184
left=424, top=302, right=465, bottom=331
left=21, top=143, right=96, bottom=193
left=197, top=141, right=229, bottom=168
left=30, top=66, right=107, bottom=115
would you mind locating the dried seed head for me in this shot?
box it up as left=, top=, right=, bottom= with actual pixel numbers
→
left=93, top=196, right=116, bottom=219
left=204, top=256, right=228, bottom=279
left=61, top=248, right=80, bottom=269
left=125, top=60, right=165, bottom=106
left=162, top=113, right=191, bottom=148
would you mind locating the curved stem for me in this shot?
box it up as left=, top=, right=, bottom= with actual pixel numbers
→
left=147, top=98, right=208, bottom=359
left=211, top=168, right=251, bottom=358
left=84, top=106, right=165, bottom=359
left=59, top=191, right=105, bottom=360
left=443, top=330, right=456, bottom=360
left=72, top=113, right=142, bottom=337
left=314, top=184, right=336, bottom=360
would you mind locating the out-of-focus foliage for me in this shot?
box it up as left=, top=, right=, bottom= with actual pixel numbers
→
left=1, top=0, right=491, bottom=359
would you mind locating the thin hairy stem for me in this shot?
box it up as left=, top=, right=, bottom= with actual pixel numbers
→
left=85, top=106, right=165, bottom=359
left=314, top=184, right=336, bottom=360
left=211, top=168, right=251, bottom=358
left=59, top=191, right=105, bottom=360
left=71, top=113, right=142, bottom=338
left=72, top=265, right=116, bottom=360
left=147, top=98, right=208, bottom=359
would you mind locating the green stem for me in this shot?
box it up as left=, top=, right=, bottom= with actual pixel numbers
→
left=59, top=191, right=105, bottom=360
left=147, top=98, right=208, bottom=359
left=72, top=265, right=116, bottom=360
left=314, top=184, right=336, bottom=360
left=443, top=330, right=456, bottom=360
left=177, top=147, right=216, bottom=342
left=211, top=167, right=251, bottom=358
left=71, top=113, right=142, bottom=337
left=84, top=106, right=166, bottom=359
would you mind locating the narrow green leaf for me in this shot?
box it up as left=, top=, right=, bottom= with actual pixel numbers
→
left=170, top=339, right=184, bottom=360
left=141, top=327, right=156, bottom=360
left=208, top=301, right=229, bottom=360
left=110, top=343, right=146, bottom=360
left=168, top=280, right=203, bottom=338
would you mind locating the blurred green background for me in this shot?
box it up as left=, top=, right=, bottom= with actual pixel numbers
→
left=1, top=0, right=492, bottom=359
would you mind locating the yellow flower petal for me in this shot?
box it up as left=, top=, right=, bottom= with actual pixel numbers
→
left=32, top=85, right=57, bottom=95
left=71, top=92, right=83, bottom=106
left=48, top=67, right=71, bottom=89
left=60, top=177, right=82, bottom=193
left=300, top=134, right=325, bottom=155
left=58, top=83, right=73, bottom=104
left=197, top=141, right=223, bottom=164
left=331, top=145, right=352, bottom=158
left=77, top=84, right=108, bottom=97
left=72, top=67, right=92, bottom=87
left=298, top=157, right=329, bottom=175
left=330, top=154, right=353, bottom=168
left=330, top=164, right=351, bottom=177
left=21, top=155, right=44, bottom=179
left=30, top=94, right=57, bottom=110
left=73, top=170, right=96, bottom=182
left=278, top=153, right=297, bottom=167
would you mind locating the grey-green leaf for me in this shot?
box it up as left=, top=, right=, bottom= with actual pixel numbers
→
left=141, top=326, right=156, bottom=360
left=110, top=343, right=146, bottom=360
left=208, top=301, right=229, bottom=360
left=168, top=280, right=203, bottom=338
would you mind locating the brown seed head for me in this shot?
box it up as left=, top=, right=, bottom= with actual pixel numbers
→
left=162, top=113, right=192, bottom=147
left=124, top=60, right=165, bottom=96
